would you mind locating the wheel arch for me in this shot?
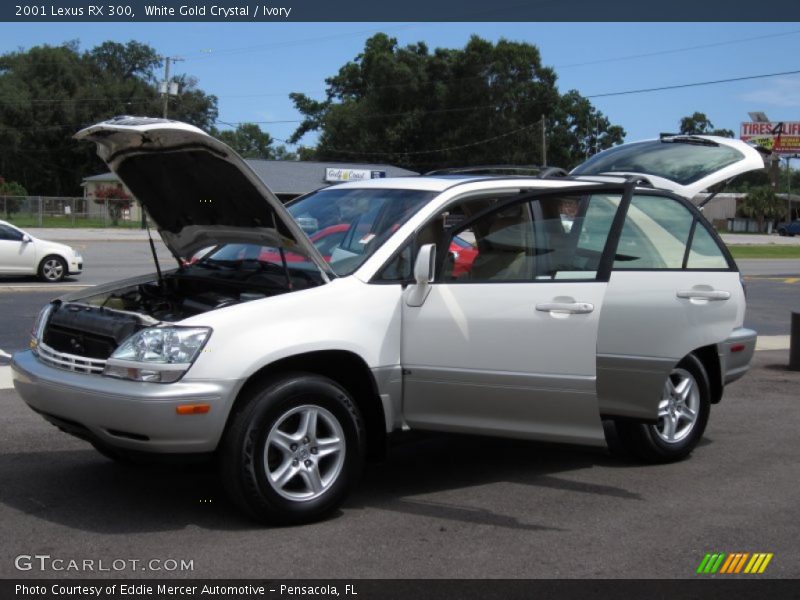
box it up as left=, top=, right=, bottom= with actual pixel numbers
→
left=691, top=344, right=723, bottom=404
left=37, top=253, right=69, bottom=280
left=225, top=350, right=388, bottom=461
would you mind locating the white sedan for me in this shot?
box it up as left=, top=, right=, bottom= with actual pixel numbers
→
left=0, top=220, right=83, bottom=282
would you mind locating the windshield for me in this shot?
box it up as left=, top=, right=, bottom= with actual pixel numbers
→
left=571, top=139, right=744, bottom=185
left=285, top=187, right=436, bottom=276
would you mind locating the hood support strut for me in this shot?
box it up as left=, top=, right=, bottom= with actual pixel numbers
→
left=145, top=215, right=165, bottom=289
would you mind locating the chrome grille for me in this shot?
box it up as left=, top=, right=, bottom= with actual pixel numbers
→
left=36, top=342, right=106, bottom=375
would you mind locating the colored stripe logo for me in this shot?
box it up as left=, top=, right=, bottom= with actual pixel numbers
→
left=697, top=552, right=773, bottom=574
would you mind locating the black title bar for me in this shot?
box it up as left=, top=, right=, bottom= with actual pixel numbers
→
left=3, top=0, right=800, bottom=21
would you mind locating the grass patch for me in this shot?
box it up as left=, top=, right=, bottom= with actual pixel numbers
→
left=3, top=216, right=140, bottom=229
left=728, top=245, right=800, bottom=259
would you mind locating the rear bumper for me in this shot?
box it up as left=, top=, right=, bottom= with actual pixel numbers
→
left=719, top=327, right=757, bottom=385
left=11, top=350, right=242, bottom=453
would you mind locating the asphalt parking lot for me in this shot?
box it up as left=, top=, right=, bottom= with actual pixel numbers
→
left=1, top=349, right=798, bottom=579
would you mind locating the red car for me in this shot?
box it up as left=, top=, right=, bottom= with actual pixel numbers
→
left=259, top=224, right=479, bottom=275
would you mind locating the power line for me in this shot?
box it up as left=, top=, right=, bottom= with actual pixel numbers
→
left=555, top=29, right=800, bottom=69
left=586, top=68, right=800, bottom=99
left=273, top=122, right=540, bottom=157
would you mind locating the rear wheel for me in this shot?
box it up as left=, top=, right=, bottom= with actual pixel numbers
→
left=38, top=255, right=67, bottom=282
left=615, top=354, right=710, bottom=463
left=219, top=373, right=365, bottom=524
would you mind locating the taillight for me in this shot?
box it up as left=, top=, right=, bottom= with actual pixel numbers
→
left=740, top=277, right=747, bottom=299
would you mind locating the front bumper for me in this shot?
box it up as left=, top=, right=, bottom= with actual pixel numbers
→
left=68, top=258, right=83, bottom=275
left=719, top=327, right=757, bottom=385
left=12, top=350, right=243, bottom=453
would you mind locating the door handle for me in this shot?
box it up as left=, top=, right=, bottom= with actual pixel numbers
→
left=676, top=290, right=730, bottom=301
left=535, top=302, right=594, bottom=314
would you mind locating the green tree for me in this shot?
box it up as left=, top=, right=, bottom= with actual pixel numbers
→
left=679, top=112, right=734, bottom=138
left=0, top=176, right=26, bottom=217
left=738, top=186, right=784, bottom=232
left=289, top=34, right=624, bottom=172
left=0, top=41, right=218, bottom=196
left=210, top=123, right=295, bottom=160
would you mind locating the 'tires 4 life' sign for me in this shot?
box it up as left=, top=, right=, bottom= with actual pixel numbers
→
left=740, top=121, right=800, bottom=154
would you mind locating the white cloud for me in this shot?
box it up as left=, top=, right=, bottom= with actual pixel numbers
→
left=739, top=76, right=800, bottom=108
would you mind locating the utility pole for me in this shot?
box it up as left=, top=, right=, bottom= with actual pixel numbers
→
left=160, top=56, right=183, bottom=119
left=541, top=116, right=547, bottom=167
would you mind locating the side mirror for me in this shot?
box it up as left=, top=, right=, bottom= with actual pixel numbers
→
left=407, top=244, right=436, bottom=307
left=21, top=234, right=31, bottom=243
left=413, top=243, right=436, bottom=285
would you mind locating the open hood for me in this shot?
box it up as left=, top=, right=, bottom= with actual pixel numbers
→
left=75, top=116, right=333, bottom=278
left=570, top=135, right=768, bottom=199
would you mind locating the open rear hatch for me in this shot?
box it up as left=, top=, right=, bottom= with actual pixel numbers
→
left=570, top=134, right=768, bottom=199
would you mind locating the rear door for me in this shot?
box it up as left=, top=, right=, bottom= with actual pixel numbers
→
left=596, top=192, right=743, bottom=421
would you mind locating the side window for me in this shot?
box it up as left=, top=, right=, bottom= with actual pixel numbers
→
left=613, top=195, right=694, bottom=269
left=686, top=225, right=729, bottom=269
left=0, top=224, right=23, bottom=241
left=445, top=202, right=535, bottom=282
left=438, top=193, right=619, bottom=283
left=376, top=243, right=413, bottom=282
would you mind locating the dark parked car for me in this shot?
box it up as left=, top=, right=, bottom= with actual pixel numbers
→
left=777, top=219, right=800, bottom=236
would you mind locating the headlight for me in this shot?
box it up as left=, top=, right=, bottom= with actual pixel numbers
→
left=103, top=327, right=211, bottom=383
left=30, top=303, right=54, bottom=349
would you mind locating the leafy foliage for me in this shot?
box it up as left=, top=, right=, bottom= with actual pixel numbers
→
left=0, top=41, right=218, bottom=195
left=679, top=112, right=734, bottom=138
left=738, top=186, right=785, bottom=231
left=289, top=34, right=624, bottom=172
left=209, top=123, right=295, bottom=160
left=93, top=184, right=132, bottom=226
left=0, top=175, right=26, bottom=216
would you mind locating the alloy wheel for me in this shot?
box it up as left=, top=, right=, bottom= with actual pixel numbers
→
left=263, top=404, right=346, bottom=501
left=42, top=258, right=64, bottom=281
left=654, top=367, right=700, bottom=444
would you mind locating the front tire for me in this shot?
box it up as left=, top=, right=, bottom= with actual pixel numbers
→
left=219, top=373, right=365, bottom=525
left=615, top=354, right=710, bottom=463
left=38, top=255, right=67, bottom=282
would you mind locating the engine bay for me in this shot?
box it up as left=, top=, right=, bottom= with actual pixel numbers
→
left=42, top=261, right=325, bottom=359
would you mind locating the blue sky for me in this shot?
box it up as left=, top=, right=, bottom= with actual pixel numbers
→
left=1, top=22, right=799, bottom=154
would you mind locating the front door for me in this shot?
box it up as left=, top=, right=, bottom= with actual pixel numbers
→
left=400, top=190, right=624, bottom=446
left=0, top=224, right=35, bottom=274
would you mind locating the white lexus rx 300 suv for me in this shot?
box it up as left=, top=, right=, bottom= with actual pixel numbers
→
left=13, top=117, right=762, bottom=523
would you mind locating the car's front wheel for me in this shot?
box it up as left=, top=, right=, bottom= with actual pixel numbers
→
left=219, top=373, right=365, bottom=524
left=615, top=355, right=710, bottom=463
left=38, top=255, right=67, bottom=282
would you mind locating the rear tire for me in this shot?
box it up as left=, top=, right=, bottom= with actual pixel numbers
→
left=219, top=372, right=365, bottom=525
left=615, top=354, right=710, bottom=463
left=38, top=255, right=67, bottom=282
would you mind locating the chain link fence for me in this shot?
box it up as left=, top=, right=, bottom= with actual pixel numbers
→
left=0, top=196, right=142, bottom=228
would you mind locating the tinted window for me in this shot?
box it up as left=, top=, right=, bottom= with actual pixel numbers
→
left=437, top=193, right=619, bottom=283
left=614, top=196, right=693, bottom=269
left=0, top=224, right=23, bottom=241
left=572, top=139, right=744, bottom=185
left=687, top=225, right=729, bottom=269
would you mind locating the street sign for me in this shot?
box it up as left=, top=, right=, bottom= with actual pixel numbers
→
left=740, top=121, right=800, bottom=154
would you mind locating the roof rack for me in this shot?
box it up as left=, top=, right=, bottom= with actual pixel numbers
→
left=658, top=133, right=719, bottom=147
left=424, top=164, right=568, bottom=178
left=622, top=175, right=654, bottom=187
